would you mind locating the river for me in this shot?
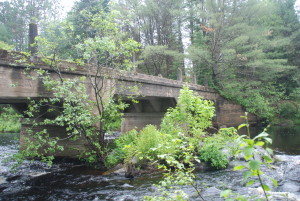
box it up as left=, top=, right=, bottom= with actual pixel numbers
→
left=0, top=127, right=299, bottom=201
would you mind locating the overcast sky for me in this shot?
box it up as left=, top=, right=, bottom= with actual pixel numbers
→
left=61, top=0, right=75, bottom=13
left=296, top=0, right=300, bottom=10
left=60, top=0, right=300, bottom=14
left=1, top=0, right=300, bottom=16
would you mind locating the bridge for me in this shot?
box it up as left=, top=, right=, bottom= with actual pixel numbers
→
left=0, top=49, right=257, bottom=157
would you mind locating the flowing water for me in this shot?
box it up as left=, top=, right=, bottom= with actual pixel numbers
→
left=0, top=127, right=300, bottom=201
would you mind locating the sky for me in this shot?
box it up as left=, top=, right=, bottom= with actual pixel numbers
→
left=1, top=0, right=300, bottom=15
left=296, top=0, right=300, bottom=10
left=60, top=0, right=300, bottom=14
left=61, top=0, right=76, bottom=13
left=61, top=0, right=300, bottom=12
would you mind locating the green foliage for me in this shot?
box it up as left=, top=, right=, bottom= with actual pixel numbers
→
left=220, top=189, right=257, bottom=201
left=17, top=66, right=129, bottom=166
left=222, top=114, right=277, bottom=201
left=0, top=40, right=14, bottom=50
left=0, top=0, right=62, bottom=51
left=140, top=45, right=184, bottom=78
left=103, top=86, right=216, bottom=172
left=220, top=81, right=284, bottom=120
left=107, top=86, right=213, bottom=200
left=198, top=127, right=239, bottom=169
left=185, top=0, right=299, bottom=122
left=36, top=20, right=76, bottom=60
left=77, top=12, right=141, bottom=69
left=161, top=85, right=215, bottom=136
left=279, top=101, right=298, bottom=118
left=0, top=24, right=11, bottom=43
left=102, top=99, right=129, bottom=132
left=113, top=0, right=185, bottom=79
left=199, top=144, right=228, bottom=169
left=67, top=0, right=109, bottom=42
left=13, top=1, right=141, bottom=167
left=143, top=138, right=203, bottom=201
left=13, top=128, right=63, bottom=168
left=0, top=106, right=21, bottom=133
left=125, top=125, right=171, bottom=164
left=105, top=130, right=138, bottom=168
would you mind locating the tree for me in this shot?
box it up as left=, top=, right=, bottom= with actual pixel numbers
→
left=0, top=23, right=12, bottom=43
left=66, top=0, right=110, bottom=48
left=140, top=45, right=183, bottom=78
left=0, top=0, right=61, bottom=51
left=113, top=0, right=185, bottom=78
left=187, top=0, right=297, bottom=119
left=17, top=8, right=141, bottom=166
left=268, top=0, right=300, bottom=98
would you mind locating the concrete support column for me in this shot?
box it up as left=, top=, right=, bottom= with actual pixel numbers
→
left=177, top=68, right=183, bottom=81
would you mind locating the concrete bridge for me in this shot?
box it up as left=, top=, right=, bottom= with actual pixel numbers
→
left=0, top=49, right=257, bottom=157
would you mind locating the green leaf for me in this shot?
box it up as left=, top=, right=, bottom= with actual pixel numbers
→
left=264, top=137, right=273, bottom=144
left=253, top=131, right=269, bottom=140
left=220, top=189, right=232, bottom=198
left=246, top=180, right=255, bottom=186
left=266, top=148, right=273, bottom=155
left=238, top=123, right=247, bottom=130
left=263, top=155, right=273, bottom=163
left=262, top=184, right=270, bottom=191
left=243, top=171, right=253, bottom=181
left=271, top=178, right=278, bottom=187
left=244, top=139, right=254, bottom=146
left=249, top=160, right=262, bottom=171
left=243, top=146, right=254, bottom=157
left=255, top=141, right=264, bottom=147
left=234, top=165, right=247, bottom=171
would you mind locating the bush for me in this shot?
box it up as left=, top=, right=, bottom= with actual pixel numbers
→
left=105, top=126, right=184, bottom=168
left=160, top=85, right=215, bottom=137
left=199, top=144, right=229, bottom=169
left=279, top=101, right=297, bottom=118
left=198, top=127, right=239, bottom=169
left=0, top=41, right=14, bottom=50
left=105, top=129, right=138, bottom=168
left=125, top=125, right=166, bottom=164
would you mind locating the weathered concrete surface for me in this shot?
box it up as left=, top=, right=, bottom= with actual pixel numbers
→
left=121, top=113, right=165, bottom=132
left=0, top=49, right=257, bottom=157
left=20, top=118, right=88, bottom=158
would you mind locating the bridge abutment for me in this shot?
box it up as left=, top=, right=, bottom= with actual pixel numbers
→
left=20, top=118, right=90, bottom=158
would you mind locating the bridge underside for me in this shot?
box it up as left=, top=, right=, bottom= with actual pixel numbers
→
left=120, top=96, right=177, bottom=131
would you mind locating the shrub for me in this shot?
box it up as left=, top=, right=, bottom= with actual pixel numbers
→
left=199, top=144, right=229, bottom=169
left=105, top=129, right=138, bottom=168
left=125, top=125, right=165, bottom=164
left=160, top=85, right=215, bottom=137
left=198, top=127, right=239, bottom=169
left=279, top=101, right=297, bottom=118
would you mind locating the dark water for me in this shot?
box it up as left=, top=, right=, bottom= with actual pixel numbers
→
left=0, top=128, right=300, bottom=201
left=268, top=126, right=300, bottom=155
